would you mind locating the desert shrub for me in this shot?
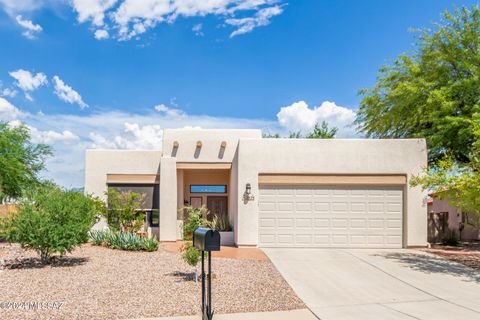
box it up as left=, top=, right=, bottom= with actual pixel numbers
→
left=89, top=230, right=107, bottom=246
left=182, top=242, right=201, bottom=266
left=141, top=236, right=159, bottom=252
left=181, top=242, right=207, bottom=282
left=211, top=214, right=232, bottom=231
left=0, top=184, right=101, bottom=264
left=105, top=231, right=121, bottom=249
left=179, top=206, right=214, bottom=281
left=117, top=232, right=142, bottom=250
left=105, top=188, right=146, bottom=233
left=181, top=206, right=210, bottom=240
left=442, top=228, right=459, bottom=246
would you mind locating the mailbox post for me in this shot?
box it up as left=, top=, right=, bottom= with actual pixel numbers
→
left=193, top=227, right=221, bottom=320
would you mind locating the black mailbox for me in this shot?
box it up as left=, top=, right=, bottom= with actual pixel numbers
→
left=193, top=227, right=221, bottom=252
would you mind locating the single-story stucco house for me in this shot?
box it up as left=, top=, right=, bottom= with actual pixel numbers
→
left=84, top=129, right=428, bottom=248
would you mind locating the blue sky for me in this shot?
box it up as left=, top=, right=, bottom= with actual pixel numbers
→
left=0, top=0, right=478, bottom=187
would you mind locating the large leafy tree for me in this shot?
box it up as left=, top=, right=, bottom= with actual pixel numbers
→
left=356, top=6, right=480, bottom=163
left=0, top=122, right=52, bottom=203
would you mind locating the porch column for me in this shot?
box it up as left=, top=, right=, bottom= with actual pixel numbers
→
left=159, top=157, right=177, bottom=241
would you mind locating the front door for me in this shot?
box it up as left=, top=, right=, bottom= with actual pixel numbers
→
left=207, top=196, right=228, bottom=218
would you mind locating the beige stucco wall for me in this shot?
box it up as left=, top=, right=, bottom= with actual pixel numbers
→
left=233, top=138, right=428, bottom=247
left=84, top=149, right=162, bottom=200
left=159, top=157, right=178, bottom=241
left=163, top=129, right=261, bottom=163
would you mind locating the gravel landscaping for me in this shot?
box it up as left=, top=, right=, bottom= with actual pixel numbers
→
left=425, top=242, right=480, bottom=271
left=0, top=242, right=304, bottom=320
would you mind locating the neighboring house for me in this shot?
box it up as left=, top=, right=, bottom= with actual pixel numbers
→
left=84, top=129, right=428, bottom=248
left=427, top=196, right=479, bottom=242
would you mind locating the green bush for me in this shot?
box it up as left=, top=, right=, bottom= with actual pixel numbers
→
left=105, top=231, right=121, bottom=249
left=105, top=188, right=146, bottom=233
left=181, top=206, right=210, bottom=240
left=0, top=184, right=101, bottom=264
left=442, top=228, right=460, bottom=246
left=141, top=236, right=159, bottom=252
left=211, top=214, right=232, bottom=231
left=89, top=230, right=107, bottom=246
left=182, top=242, right=201, bottom=266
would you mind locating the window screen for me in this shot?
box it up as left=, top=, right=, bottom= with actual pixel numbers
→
left=190, top=185, right=227, bottom=193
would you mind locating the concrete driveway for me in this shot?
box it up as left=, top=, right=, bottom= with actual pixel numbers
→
left=264, top=249, right=480, bottom=320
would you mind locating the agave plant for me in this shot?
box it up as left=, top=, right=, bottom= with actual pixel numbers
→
left=141, top=236, right=159, bottom=252
left=118, top=232, right=142, bottom=251
left=211, top=214, right=232, bottom=231
left=105, top=231, right=121, bottom=249
left=89, top=230, right=107, bottom=246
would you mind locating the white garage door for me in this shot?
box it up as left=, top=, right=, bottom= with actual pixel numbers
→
left=258, top=185, right=403, bottom=248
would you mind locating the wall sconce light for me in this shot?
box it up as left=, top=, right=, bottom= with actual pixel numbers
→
left=196, top=140, right=203, bottom=148
left=220, top=141, right=227, bottom=148
left=173, top=141, right=179, bottom=148
left=243, top=183, right=254, bottom=201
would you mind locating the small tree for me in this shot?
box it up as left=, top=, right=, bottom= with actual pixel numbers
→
left=0, top=184, right=102, bottom=263
left=180, top=206, right=211, bottom=281
left=105, top=188, right=146, bottom=233
left=181, top=206, right=210, bottom=240
left=306, top=121, right=338, bottom=139
left=0, top=122, right=52, bottom=203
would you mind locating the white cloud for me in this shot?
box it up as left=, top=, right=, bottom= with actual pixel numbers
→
left=52, top=75, right=89, bottom=109
left=15, top=15, right=42, bottom=39
left=9, top=69, right=48, bottom=100
left=72, top=0, right=118, bottom=26
left=226, top=5, right=283, bottom=37
left=90, top=122, right=163, bottom=149
left=277, top=101, right=357, bottom=137
left=192, top=23, right=203, bottom=36
left=28, top=126, right=80, bottom=144
left=94, top=29, right=109, bottom=39
left=154, top=103, right=186, bottom=117
left=0, top=0, right=46, bottom=15
left=69, top=0, right=285, bottom=40
left=0, top=85, right=17, bottom=98
left=0, top=97, right=25, bottom=121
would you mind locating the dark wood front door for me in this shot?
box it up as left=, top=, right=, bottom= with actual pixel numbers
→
left=207, top=196, right=228, bottom=218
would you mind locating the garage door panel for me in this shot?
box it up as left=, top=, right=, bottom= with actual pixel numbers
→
left=258, top=185, right=403, bottom=248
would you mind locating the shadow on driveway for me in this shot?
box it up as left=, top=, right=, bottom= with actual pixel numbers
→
left=377, top=251, right=480, bottom=283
